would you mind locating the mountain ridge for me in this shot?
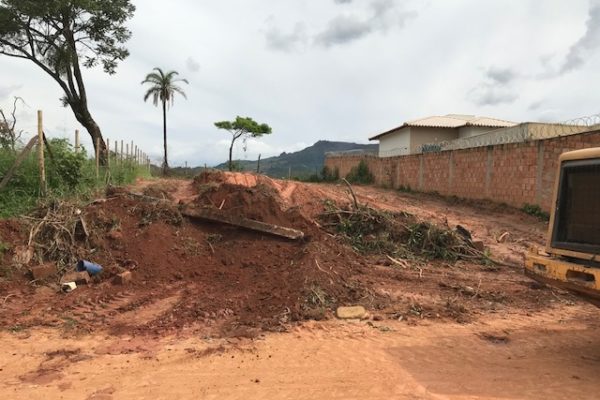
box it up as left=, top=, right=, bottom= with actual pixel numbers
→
left=213, top=140, right=377, bottom=178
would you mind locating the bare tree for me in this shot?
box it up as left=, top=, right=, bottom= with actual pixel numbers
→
left=0, top=96, right=25, bottom=151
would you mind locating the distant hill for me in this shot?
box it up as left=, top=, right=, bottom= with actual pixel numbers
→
left=213, top=140, right=377, bottom=178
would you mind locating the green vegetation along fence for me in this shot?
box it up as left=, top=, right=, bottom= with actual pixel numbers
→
left=0, top=110, right=151, bottom=218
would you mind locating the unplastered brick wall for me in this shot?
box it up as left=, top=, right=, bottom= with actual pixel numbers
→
left=324, top=129, right=600, bottom=212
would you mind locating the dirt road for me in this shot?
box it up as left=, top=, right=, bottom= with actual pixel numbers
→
left=1, top=306, right=599, bottom=400
left=1, top=174, right=599, bottom=399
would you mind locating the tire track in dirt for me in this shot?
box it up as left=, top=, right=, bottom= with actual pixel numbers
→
left=67, top=291, right=137, bottom=323
left=63, top=288, right=183, bottom=331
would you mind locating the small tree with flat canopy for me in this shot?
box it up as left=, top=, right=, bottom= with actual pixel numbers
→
left=214, top=116, right=272, bottom=172
left=0, top=0, right=136, bottom=164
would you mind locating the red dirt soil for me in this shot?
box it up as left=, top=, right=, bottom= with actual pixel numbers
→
left=0, top=172, right=575, bottom=338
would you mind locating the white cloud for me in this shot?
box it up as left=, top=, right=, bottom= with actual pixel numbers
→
left=264, top=22, right=307, bottom=52
left=0, top=84, right=23, bottom=101
left=0, top=0, right=597, bottom=166
left=468, top=67, right=520, bottom=106
left=185, top=57, right=201, bottom=73
left=560, top=1, right=600, bottom=73
left=315, top=0, right=416, bottom=47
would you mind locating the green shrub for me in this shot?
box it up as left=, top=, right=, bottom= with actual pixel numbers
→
left=46, top=139, right=88, bottom=189
left=522, top=203, right=550, bottom=221
left=0, top=139, right=149, bottom=218
left=398, top=184, right=413, bottom=193
left=346, top=160, right=374, bottom=185
left=229, top=161, right=244, bottom=172
left=305, top=173, right=321, bottom=183
left=322, top=166, right=340, bottom=182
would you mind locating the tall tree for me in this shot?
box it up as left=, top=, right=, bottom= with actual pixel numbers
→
left=0, top=0, right=135, bottom=164
left=142, top=68, right=188, bottom=175
left=214, top=116, right=272, bottom=172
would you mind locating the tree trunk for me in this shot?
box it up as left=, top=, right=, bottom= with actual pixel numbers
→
left=162, top=100, right=168, bottom=175
left=228, top=137, right=235, bottom=172
left=72, top=104, right=106, bottom=165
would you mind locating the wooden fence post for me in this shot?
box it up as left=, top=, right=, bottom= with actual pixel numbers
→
left=126, top=143, right=129, bottom=162
left=106, top=138, right=110, bottom=169
left=75, top=129, right=80, bottom=153
left=37, top=110, right=46, bottom=196
left=114, top=140, right=118, bottom=165
left=95, top=137, right=100, bottom=179
left=120, top=140, right=124, bottom=163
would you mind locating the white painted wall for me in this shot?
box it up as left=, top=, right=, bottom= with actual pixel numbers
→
left=378, top=127, right=411, bottom=157
left=410, top=127, right=459, bottom=153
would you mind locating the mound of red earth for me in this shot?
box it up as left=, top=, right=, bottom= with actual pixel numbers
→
left=0, top=172, right=564, bottom=337
left=193, top=178, right=308, bottom=230
left=0, top=174, right=379, bottom=337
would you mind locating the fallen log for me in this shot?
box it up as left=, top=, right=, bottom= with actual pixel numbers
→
left=182, top=206, right=305, bottom=240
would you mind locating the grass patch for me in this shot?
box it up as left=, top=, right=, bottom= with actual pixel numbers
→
left=0, top=241, right=9, bottom=255
left=0, top=139, right=150, bottom=218
left=0, top=265, right=14, bottom=279
left=522, top=203, right=550, bottom=221
left=206, top=233, right=223, bottom=244
left=8, top=324, right=24, bottom=333
left=295, top=166, right=341, bottom=183
left=62, top=317, right=79, bottom=332
left=302, top=284, right=335, bottom=320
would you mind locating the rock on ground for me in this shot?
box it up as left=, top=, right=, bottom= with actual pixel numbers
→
left=336, top=306, right=367, bottom=320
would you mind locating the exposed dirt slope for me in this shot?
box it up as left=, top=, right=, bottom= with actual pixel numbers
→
left=0, top=172, right=575, bottom=338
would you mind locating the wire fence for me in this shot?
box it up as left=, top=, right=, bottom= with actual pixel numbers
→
left=378, top=147, right=410, bottom=157
left=0, top=110, right=152, bottom=217
left=325, top=148, right=378, bottom=158
left=418, top=113, right=600, bottom=154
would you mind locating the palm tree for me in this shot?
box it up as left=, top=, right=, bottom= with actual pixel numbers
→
left=142, top=68, right=188, bottom=175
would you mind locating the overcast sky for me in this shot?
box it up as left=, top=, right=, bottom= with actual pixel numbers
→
left=1, top=0, right=599, bottom=166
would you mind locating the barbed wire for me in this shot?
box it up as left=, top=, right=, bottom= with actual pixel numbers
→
left=419, top=113, right=600, bottom=154
left=325, top=149, right=378, bottom=158
left=377, top=147, right=409, bottom=157
left=327, top=113, right=600, bottom=159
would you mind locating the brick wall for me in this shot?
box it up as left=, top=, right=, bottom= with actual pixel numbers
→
left=325, top=129, right=600, bottom=212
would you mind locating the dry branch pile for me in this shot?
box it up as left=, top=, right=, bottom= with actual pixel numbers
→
left=25, top=200, right=87, bottom=274
left=319, top=200, right=487, bottom=262
left=23, top=191, right=183, bottom=279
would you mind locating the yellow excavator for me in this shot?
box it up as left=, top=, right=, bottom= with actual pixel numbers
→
left=525, top=147, right=600, bottom=307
